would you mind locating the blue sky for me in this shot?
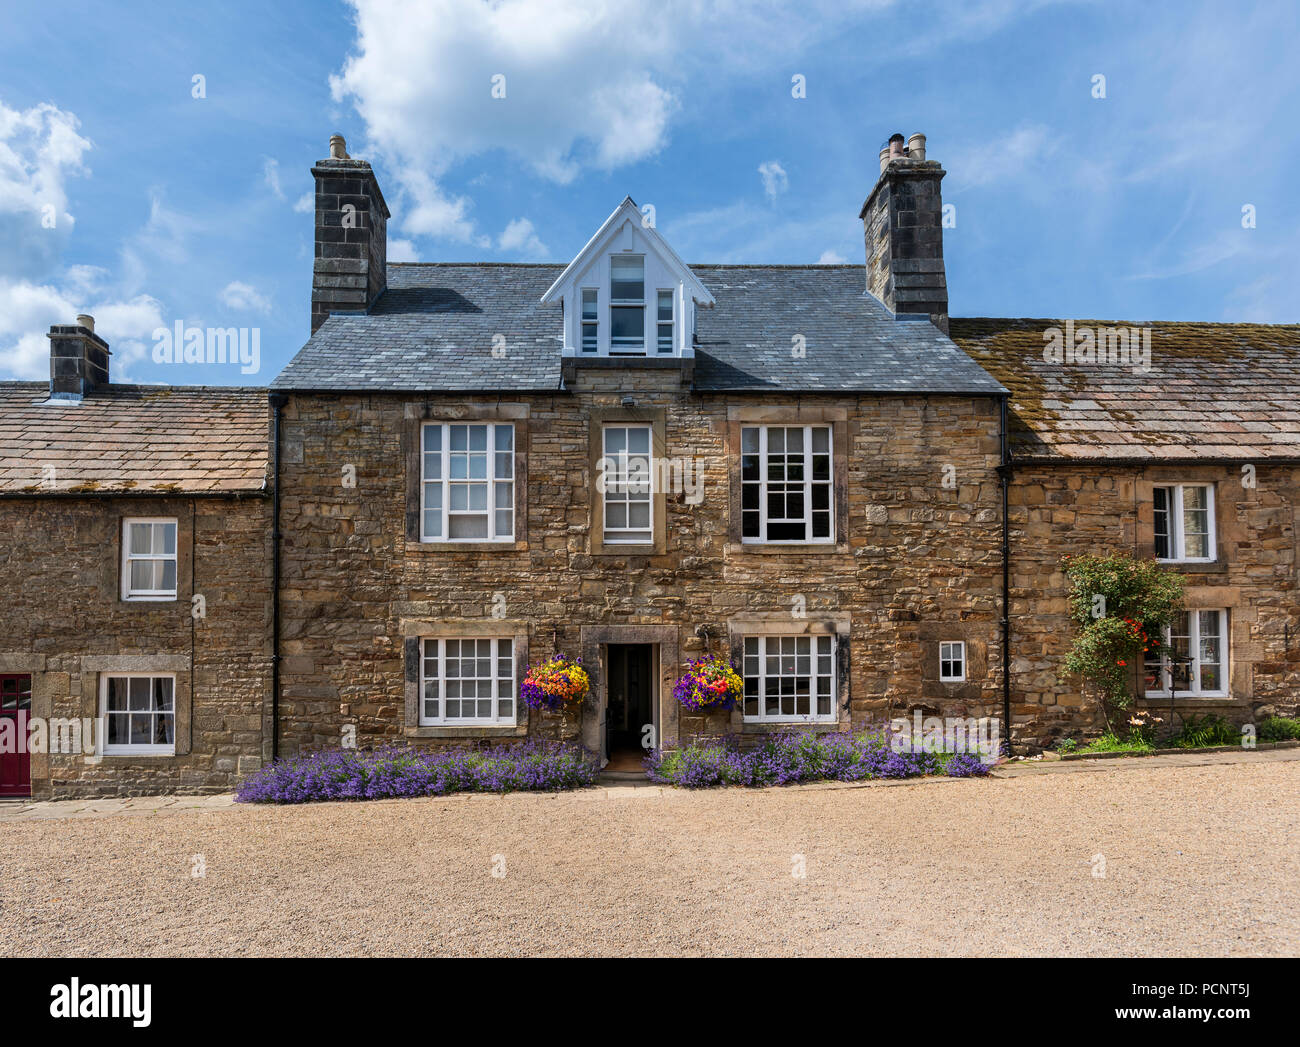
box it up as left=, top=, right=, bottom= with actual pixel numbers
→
left=2, top=0, right=1298, bottom=386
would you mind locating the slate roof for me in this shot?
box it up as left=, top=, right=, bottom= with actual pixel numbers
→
left=272, top=263, right=1007, bottom=395
left=0, top=383, right=269, bottom=494
left=950, top=318, right=1300, bottom=462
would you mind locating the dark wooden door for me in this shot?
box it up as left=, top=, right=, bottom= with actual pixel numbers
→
left=0, top=674, right=32, bottom=796
left=606, top=645, right=653, bottom=754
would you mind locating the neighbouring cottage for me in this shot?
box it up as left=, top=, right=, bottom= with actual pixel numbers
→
left=0, top=324, right=271, bottom=799
left=1, top=131, right=1296, bottom=798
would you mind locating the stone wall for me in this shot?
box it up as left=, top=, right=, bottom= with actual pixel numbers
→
left=0, top=496, right=271, bottom=798
left=1008, top=461, right=1300, bottom=749
left=275, top=368, right=1008, bottom=756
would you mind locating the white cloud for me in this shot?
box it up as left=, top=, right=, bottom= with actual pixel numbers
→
left=817, top=249, right=848, bottom=264
left=497, top=217, right=547, bottom=258
left=0, top=98, right=167, bottom=383
left=387, top=237, right=420, bottom=262
left=758, top=161, right=789, bottom=201
left=944, top=124, right=1058, bottom=191
left=0, top=100, right=93, bottom=280
left=220, top=280, right=272, bottom=313
left=292, top=191, right=314, bottom=214
left=263, top=157, right=285, bottom=200
left=329, top=0, right=896, bottom=248
left=0, top=277, right=163, bottom=382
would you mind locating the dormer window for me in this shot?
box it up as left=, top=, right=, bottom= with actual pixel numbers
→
left=610, top=255, right=645, bottom=354
left=541, top=197, right=713, bottom=360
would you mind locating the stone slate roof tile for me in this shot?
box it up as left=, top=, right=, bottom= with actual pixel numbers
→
left=272, top=263, right=1007, bottom=395
left=950, top=318, right=1300, bottom=462
left=0, top=383, right=269, bottom=494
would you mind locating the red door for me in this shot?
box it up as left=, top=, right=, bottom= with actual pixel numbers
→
left=0, top=674, right=32, bottom=796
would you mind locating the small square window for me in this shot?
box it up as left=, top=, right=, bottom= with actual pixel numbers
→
left=939, top=641, right=966, bottom=682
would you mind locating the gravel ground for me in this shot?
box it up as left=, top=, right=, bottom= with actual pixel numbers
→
left=1, top=757, right=1297, bottom=957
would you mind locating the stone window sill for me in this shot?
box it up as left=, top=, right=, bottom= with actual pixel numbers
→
left=404, top=725, right=527, bottom=739
left=735, top=720, right=846, bottom=734
left=405, top=540, right=528, bottom=554
left=1138, top=694, right=1246, bottom=706
left=726, top=542, right=850, bottom=556
left=1161, top=560, right=1227, bottom=574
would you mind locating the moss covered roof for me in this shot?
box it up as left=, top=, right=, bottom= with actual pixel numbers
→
left=950, top=318, right=1300, bottom=462
left=0, top=383, right=268, bottom=494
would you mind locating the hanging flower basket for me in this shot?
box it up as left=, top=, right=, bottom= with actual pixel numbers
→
left=673, top=655, right=744, bottom=712
left=521, top=655, right=590, bottom=711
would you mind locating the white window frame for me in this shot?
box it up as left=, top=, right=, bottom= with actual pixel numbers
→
left=609, top=254, right=646, bottom=355
left=939, top=641, right=966, bottom=682
left=419, top=637, right=516, bottom=726
left=99, top=673, right=177, bottom=756
left=420, top=423, right=515, bottom=543
left=741, top=634, right=838, bottom=724
left=655, top=289, right=674, bottom=354
left=1145, top=609, right=1229, bottom=698
left=1153, top=483, right=1215, bottom=563
left=740, top=424, right=835, bottom=545
left=581, top=288, right=598, bottom=352
left=121, top=517, right=178, bottom=601
left=601, top=424, right=653, bottom=545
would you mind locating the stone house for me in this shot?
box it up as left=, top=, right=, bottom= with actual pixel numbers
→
left=1, top=131, right=1296, bottom=797
left=0, top=327, right=271, bottom=799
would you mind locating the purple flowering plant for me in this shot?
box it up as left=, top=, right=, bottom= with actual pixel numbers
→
left=644, top=729, right=992, bottom=788
left=235, top=741, right=599, bottom=804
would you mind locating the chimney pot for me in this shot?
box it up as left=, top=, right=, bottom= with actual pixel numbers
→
left=48, top=317, right=110, bottom=398
left=311, top=137, right=390, bottom=335
left=860, top=133, right=948, bottom=333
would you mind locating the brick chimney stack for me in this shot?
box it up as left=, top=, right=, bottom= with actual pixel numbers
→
left=310, top=134, right=391, bottom=335
left=48, top=313, right=110, bottom=399
left=859, top=131, right=948, bottom=334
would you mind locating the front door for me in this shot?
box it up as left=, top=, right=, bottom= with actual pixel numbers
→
left=0, top=674, right=32, bottom=797
left=605, top=645, right=654, bottom=768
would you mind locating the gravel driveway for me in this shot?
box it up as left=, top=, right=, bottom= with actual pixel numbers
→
left=2, top=755, right=1297, bottom=957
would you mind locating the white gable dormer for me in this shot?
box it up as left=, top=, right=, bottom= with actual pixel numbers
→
left=541, top=197, right=713, bottom=361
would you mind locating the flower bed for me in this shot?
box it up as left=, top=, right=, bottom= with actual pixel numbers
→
left=644, top=730, right=991, bottom=788
left=235, top=741, right=599, bottom=804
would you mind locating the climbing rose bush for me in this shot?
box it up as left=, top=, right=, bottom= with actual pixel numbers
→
left=1061, top=552, right=1184, bottom=730
left=644, top=731, right=991, bottom=788
left=672, top=655, right=744, bottom=711
left=520, top=655, right=589, bottom=711
left=235, top=742, right=598, bottom=803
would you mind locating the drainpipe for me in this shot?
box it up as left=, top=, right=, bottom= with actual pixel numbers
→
left=997, top=394, right=1013, bottom=755
left=269, top=392, right=287, bottom=762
